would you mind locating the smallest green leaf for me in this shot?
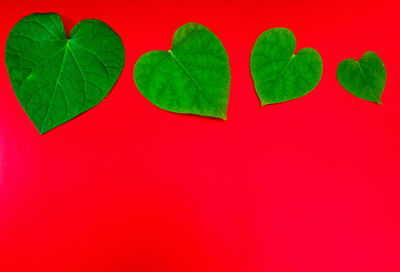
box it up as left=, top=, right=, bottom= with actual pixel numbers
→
left=337, top=51, right=386, bottom=104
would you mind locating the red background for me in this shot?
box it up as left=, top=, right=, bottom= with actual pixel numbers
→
left=1, top=0, right=400, bottom=271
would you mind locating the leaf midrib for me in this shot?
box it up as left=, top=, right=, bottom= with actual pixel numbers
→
left=168, top=49, right=227, bottom=119
left=356, top=62, right=381, bottom=103
left=261, top=54, right=295, bottom=104
left=40, top=41, right=69, bottom=133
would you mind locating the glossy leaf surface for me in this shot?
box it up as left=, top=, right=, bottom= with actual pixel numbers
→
left=5, top=13, right=125, bottom=134
left=337, top=51, right=386, bottom=104
left=250, top=28, right=322, bottom=105
left=134, top=23, right=230, bottom=119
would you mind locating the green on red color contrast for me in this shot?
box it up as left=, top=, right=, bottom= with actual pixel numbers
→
left=134, top=23, right=231, bottom=120
left=337, top=51, right=386, bottom=104
left=250, top=28, right=323, bottom=105
left=5, top=13, right=125, bottom=134
left=4, top=13, right=387, bottom=134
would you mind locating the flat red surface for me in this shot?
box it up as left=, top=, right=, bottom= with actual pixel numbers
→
left=1, top=0, right=400, bottom=271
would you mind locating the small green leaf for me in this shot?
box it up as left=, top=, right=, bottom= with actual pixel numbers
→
left=250, top=28, right=323, bottom=105
left=134, top=23, right=231, bottom=120
left=337, top=51, right=386, bottom=104
left=5, top=13, right=125, bottom=134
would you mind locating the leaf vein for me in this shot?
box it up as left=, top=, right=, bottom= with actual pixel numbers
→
left=169, top=50, right=226, bottom=118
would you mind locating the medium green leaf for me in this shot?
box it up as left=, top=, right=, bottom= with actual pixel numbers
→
left=337, top=51, right=386, bottom=104
left=134, top=23, right=231, bottom=120
left=5, top=13, right=125, bottom=134
left=250, top=28, right=323, bottom=105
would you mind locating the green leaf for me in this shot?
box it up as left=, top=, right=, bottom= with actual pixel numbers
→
left=250, top=28, right=323, bottom=105
left=5, top=13, right=125, bottom=134
left=337, top=51, right=386, bottom=104
left=134, top=23, right=230, bottom=120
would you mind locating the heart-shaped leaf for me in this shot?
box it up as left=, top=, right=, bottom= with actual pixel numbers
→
left=250, top=28, right=323, bottom=105
left=5, top=13, right=125, bottom=134
left=134, top=23, right=230, bottom=120
left=337, top=51, right=386, bottom=104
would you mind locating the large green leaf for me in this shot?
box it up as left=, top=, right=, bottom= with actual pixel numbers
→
left=250, top=28, right=323, bottom=105
left=337, top=51, right=386, bottom=104
left=5, top=13, right=125, bottom=134
left=134, top=23, right=230, bottom=120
